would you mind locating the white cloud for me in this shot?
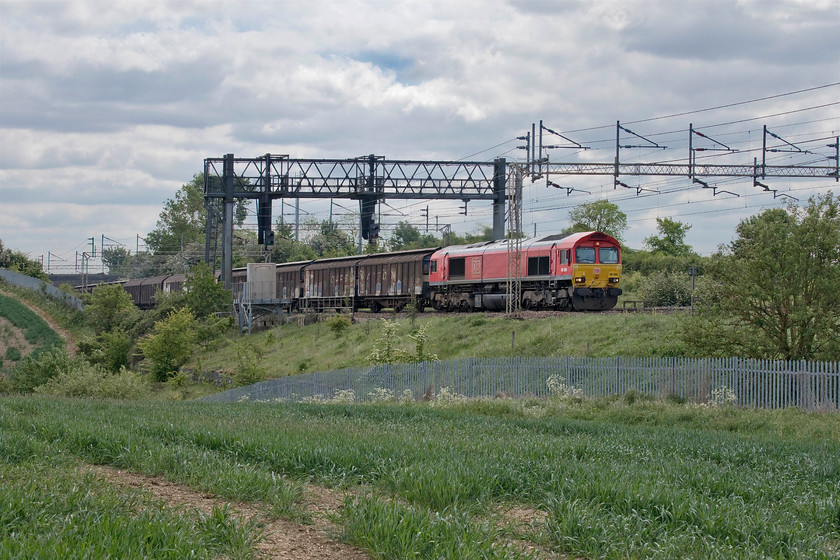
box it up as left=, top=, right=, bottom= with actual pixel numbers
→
left=1, top=0, right=837, bottom=261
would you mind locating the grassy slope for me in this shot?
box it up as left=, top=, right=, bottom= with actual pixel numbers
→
left=195, top=312, right=689, bottom=379
left=0, top=293, right=65, bottom=375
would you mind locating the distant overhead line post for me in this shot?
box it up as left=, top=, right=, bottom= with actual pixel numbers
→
left=203, top=154, right=507, bottom=287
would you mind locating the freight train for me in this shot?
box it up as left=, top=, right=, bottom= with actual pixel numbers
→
left=112, top=231, right=622, bottom=312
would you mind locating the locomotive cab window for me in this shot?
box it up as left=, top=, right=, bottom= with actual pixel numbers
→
left=599, top=247, right=619, bottom=264
left=560, top=250, right=570, bottom=265
left=429, top=260, right=437, bottom=274
left=527, top=256, right=550, bottom=276
left=449, top=257, right=465, bottom=278
left=575, top=247, right=596, bottom=264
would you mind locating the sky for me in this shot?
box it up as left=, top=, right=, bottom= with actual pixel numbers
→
left=1, top=0, right=838, bottom=273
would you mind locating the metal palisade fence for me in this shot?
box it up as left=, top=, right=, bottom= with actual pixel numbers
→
left=201, top=356, right=840, bottom=411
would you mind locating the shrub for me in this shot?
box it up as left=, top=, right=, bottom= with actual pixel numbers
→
left=33, top=365, right=150, bottom=400
left=234, top=342, right=267, bottom=387
left=367, top=320, right=407, bottom=365
left=546, top=375, right=584, bottom=405
left=83, top=283, right=137, bottom=333
left=408, top=323, right=438, bottom=362
left=77, top=329, right=132, bottom=373
left=638, top=270, right=692, bottom=306
left=137, top=307, right=198, bottom=382
left=9, top=347, right=77, bottom=393
left=430, top=387, right=467, bottom=408
left=5, top=346, right=21, bottom=361
left=327, top=314, right=351, bottom=337
left=369, top=387, right=394, bottom=402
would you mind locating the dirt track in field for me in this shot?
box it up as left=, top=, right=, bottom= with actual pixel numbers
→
left=88, top=465, right=369, bottom=560
left=89, top=465, right=572, bottom=560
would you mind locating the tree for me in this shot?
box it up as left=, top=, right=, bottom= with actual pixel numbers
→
left=145, top=173, right=249, bottom=256
left=182, top=261, right=231, bottom=319
left=688, top=192, right=840, bottom=360
left=145, top=174, right=207, bottom=255
left=137, top=306, right=198, bottom=381
left=307, top=220, right=356, bottom=257
left=83, top=283, right=137, bottom=333
left=389, top=221, right=439, bottom=251
left=101, top=246, right=131, bottom=277
left=0, top=239, right=48, bottom=281
left=644, top=217, right=694, bottom=256
left=566, top=200, right=628, bottom=242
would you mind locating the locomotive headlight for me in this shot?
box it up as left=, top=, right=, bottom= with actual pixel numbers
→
left=609, top=277, right=620, bottom=284
left=574, top=276, right=586, bottom=283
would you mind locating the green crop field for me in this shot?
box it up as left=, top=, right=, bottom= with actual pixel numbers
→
left=1, top=397, right=837, bottom=559
left=0, top=293, right=64, bottom=376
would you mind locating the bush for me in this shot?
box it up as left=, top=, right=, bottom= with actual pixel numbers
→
left=137, top=307, right=198, bottom=382
left=9, top=347, right=77, bottom=393
left=33, top=365, right=150, bottom=399
left=638, top=270, right=693, bottom=306
left=5, top=346, right=21, bottom=361
left=77, top=329, right=132, bottom=373
left=83, top=283, right=137, bottom=333
left=234, top=342, right=266, bottom=387
left=327, top=314, right=351, bottom=336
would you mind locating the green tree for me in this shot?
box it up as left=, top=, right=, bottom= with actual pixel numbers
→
left=0, top=239, right=48, bottom=281
left=137, top=306, right=198, bottom=381
left=389, top=221, right=439, bottom=250
left=270, top=221, right=317, bottom=263
left=307, top=220, right=356, bottom=257
left=182, top=261, right=232, bottom=319
left=644, top=217, right=694, bottom=256
left=84, top=283, right=137, bottom=333
left=687, top=192, right=840, bottom=360
left=145, top=173, right=251, bottom=255
left=145, top=175, right=208, bottom=255
left=101, top=246, right=131, bottom=277
left=566, top=200, right=628, bottom=242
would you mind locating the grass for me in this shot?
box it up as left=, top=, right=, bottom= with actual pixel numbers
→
left=0, top=451, right=262, bottom=559
left=195, top=311, right=690, bottom=380
left=0, top=281, right=89, bottom=341
left=1, top=396, right=837, bottom=559
left=0, top=293, right=64, bottom=375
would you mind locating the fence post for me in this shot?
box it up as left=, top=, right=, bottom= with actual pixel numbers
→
left=423, top=361, right=428, bottom=400
left=469, top=357, right=474, bottom=398
left=615, top=356, right=621, bottom=395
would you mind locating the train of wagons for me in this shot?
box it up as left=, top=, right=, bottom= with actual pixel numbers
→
left=119, top=231, right=622, bottom=312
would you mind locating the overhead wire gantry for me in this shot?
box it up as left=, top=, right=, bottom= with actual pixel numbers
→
left=203, top=154, right=507, bottom=286
left=521, top=120, right=838, bottom=199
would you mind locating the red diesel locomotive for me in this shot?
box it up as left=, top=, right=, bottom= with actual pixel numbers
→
left=427, top=231, right=622, bottom=311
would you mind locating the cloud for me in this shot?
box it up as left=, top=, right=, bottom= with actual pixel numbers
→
left=1, top=0, right=837, bottom=261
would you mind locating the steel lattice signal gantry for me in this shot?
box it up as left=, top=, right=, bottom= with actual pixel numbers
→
left=203, top=154, right=507, bottom=286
